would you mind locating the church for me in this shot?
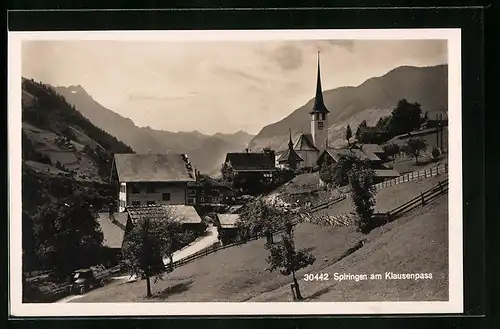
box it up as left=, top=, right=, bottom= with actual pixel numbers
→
left=275, top=53, right=400, bottom=182
left=276, top=52, right=331, bottom=170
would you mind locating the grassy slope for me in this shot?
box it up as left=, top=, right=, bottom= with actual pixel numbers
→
left=250, top=196, right=448, bottom=302
left=73, top=174, right=448, bottom=303
left=320, top=171, right=448, bottom=217
left=73, top=223, right=363, bottom=302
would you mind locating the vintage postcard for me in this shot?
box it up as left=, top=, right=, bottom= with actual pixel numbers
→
left=8, top=28, right=462, bottom=316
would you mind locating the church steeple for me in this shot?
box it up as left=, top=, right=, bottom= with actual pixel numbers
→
left=288, top=129, right=294, bottom=149
left=309, top=51, right=330, bottom=114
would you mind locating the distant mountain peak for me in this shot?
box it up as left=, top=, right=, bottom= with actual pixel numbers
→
left=66, top=85, right=87, bottom=94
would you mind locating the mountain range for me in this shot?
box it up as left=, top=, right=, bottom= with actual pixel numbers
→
left=53, top=85, right=254, bottom=175
left=50, top=64, right=447, bottom=175
left=248, top=64, right=448, bottom=152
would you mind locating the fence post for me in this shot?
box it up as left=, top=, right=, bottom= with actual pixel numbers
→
left=439, top=181, right=444, bottom=194
left=421, top=192, right=426, bottom=206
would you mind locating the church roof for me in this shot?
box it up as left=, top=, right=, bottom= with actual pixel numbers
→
left=277, top=148, right=304, bottom=163
left=309, top=52, right=330, bottom=114
left=225, top=152, right=276, bottom=172
left=293, top=133, right=319, bottom=151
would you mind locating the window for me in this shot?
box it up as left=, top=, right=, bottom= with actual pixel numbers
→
left=187, top=198, right=195, bottom=205
left=318, top=121, right=324, bottom=130
left=321, top=113, right=326, bottom=121
left=146, top=201, right=156, bottom=205
left=146, top=183, right=157, bottom=193
left=162, top=193, right=171, bottom=201
left=131, top=184, right=140, bottom=194
left=132, top=201, right=140, bottom=206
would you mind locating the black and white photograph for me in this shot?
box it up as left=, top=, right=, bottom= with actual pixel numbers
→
left=8, top=29, right=463, bottom=316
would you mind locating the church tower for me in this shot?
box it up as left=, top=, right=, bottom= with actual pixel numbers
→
left=310, top=52, right=330, bottom=152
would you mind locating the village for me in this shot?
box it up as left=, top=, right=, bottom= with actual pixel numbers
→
left=22, top=53, right=449, bottom=304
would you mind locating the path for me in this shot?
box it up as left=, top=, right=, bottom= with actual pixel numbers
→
left=56, top=224, right=220, bottom=303
left=163, top=224, right=219, bottom=265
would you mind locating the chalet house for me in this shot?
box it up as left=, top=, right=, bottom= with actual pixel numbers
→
left=112, top=153, right=198, bottom=212
left=422, top=109, right=448, bottom=129
left=317, top=145, right=400, bottom=185
left=195, top=173, right=236, bottom=205
left=215, top=214, right=240, bottom=245
left=224, top=151, right=276, bottom=187
left=95, top=204, right=204, bottom=266
left=95, top=212, right=130, bottom=267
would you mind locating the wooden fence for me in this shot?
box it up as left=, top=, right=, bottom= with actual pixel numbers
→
left=374, top=163, right=448, bottom=190
left=387, top=178, right=449, bottom=221
left=308, top=194, right=347, bottom=212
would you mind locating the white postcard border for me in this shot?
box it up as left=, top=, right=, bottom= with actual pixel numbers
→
left=8, top=28, right=463, bottom=317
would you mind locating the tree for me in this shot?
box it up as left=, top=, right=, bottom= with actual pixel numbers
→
left=401, top=137, right=428, bottom=164
left=355, top=120, right=368, bottom=140
left=375, top=116, right=391, bottom=130
left=319, top=156, right=336, bottom=187
left=348, top=165, right=377, bottom=234
left=382, top=143, right=401, bottom=162
left=332, top=154, right=367, bottom=187
left=345, top=125, right=352, bottom=146
left=221, top=163, right=234, bottom=184
left=32, top=199, right=104, bottom=278
left=121, top=210, right=191, bottom=297
left=265, top=233, right=315, bottom=300
left=387, top=99, right=422, bottom=136
left=239, top=199, right=285, bottom=244
left=431, top=147, right=441, bottom=161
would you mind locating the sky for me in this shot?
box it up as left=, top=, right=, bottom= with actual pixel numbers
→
left=22, top=39, right=447, bottom=135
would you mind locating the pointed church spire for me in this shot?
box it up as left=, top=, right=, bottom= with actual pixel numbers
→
left=309, top=51, right=330, bottom=114
left=288, top=129, right=294, bottom=149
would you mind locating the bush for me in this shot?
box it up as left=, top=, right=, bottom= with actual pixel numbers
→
left=431, top=147, right=441, bottom=160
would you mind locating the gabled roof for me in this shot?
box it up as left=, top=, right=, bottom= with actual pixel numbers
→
left=293, top=133, right=319, bottom=151
left=373, top=169, right=400, bottom=178
left=114, top=153, right=195, bottom=183
left=320, top=147, right=381, bottom=163
left=225, top=152, right=276, bottom=172
left=96, top=212, right=129, bottom=249
left=358, top=144, right=384, bottom=154
left=198, top=174, right=235, bottom=191
left=127, top=204, right=202, bottom=224
left=217, top=214, right=240, bottom=229
left=276, top=148, right=304, bottom=163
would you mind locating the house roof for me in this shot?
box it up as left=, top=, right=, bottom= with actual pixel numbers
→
left=198, top=174, right=235, bottom=191
left=114, top=153, right=195, bottom=183
left=331, top=147, right=382, bottom=162
left=373, top=169, right=400, bottom=178
left=228, top=205, right=245, bottom=214
left=358, top=144, right=384, bottom=154
left=126, top=204, right=202, bottom=224
left=217, top=214, right=240, bottom=229
left=225, top=152, right=276, bottom=172
left=96, top=212, right=128, bottom=249
left=276, top=148, right=304, bottom=163
left=293, top=133, right=318, bottom=151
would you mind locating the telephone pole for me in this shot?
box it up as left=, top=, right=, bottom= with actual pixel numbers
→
left=439, top=114, right=444, bottom=152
